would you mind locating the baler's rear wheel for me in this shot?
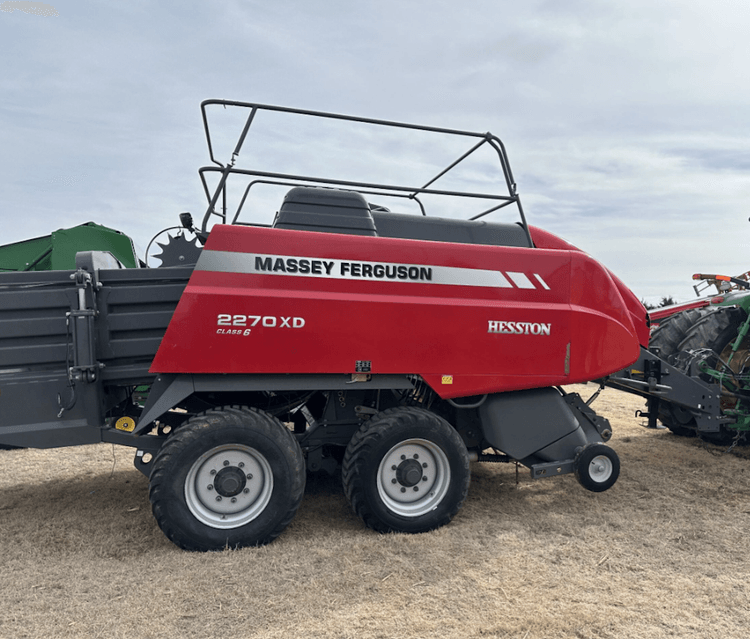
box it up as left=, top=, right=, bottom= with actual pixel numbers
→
left=149, top=406, right=305, bottom=551
left=342, top=407, right=470, bottom=534
left=574, top=444, right=620, bottom=492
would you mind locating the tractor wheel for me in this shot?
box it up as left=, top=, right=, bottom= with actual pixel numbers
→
left=342, top=407, right=470, bottom=534
left=649, top=308, right=703, bottom=361
left=149, top=406, right=305, bottom=551
left=648, top=309, right=707, bottom=436
left=574, top=444, right=620, bottom=492
left=675, top=307, right=747, bottom=445
left=676, top=307, right=745, bottom=377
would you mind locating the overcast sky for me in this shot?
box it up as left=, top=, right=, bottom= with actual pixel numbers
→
left=2, top=0, right=750, bottom=304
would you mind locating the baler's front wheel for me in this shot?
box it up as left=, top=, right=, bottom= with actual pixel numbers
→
left=574, top=444, right=620, bottom=493
left=149, top=406, right=305, bottom=551
left=342, top=407, right=470, bottom=534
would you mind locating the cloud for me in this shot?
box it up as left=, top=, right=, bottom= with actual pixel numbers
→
left=47, top=174, right=88, bottom=187
left=0, top=1, right=58, bottom=16
left=2, top=1, right=750, bottom=307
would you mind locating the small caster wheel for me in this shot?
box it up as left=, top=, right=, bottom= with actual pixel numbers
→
left=575, top=444, right=620, bottom=493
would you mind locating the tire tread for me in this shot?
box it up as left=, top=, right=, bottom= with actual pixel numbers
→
left=149, top=405, right=305, bottom=551
left=342, top=407, right=469, bottom=534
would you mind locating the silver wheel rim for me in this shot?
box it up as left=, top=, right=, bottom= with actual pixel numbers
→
left=588, top=455, right=613, bottom=483
left=377, top=438, right=451, bottom=517
left=185, top=444, right=273, bottom=529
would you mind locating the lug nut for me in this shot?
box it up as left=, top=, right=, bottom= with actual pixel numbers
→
left=246, top=474, right=253, bottom=480
left=422, top=463, right=428, bottom=468
left=243, top=488, right=250, bottom=494
left=223, top=460, right=230, bottom=466
left=400, top=487, right=406, bottom=493
left=391, top=478, right=397, bottom=484
left=413, top=486, right=419, bottom=492
left=216, top=496, right=222, bottom=502
left=207, top=485, right=213, bottom=490
left=231, top=497, right=237, bottom=503
left=238, top=462, right=245, bottom=468
left=210, top=469, right=217, bottom=475
left=401, top=455, right=406, bottom=460
left=413, top=454, right=419, bottom=459
left=391, top=465, right=397, bottom=471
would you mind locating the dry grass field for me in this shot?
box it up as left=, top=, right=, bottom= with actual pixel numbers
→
left=1, top=385, right=748, bottom=639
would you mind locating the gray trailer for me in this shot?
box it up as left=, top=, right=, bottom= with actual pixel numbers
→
left=0, top=253, right=189, bottom=455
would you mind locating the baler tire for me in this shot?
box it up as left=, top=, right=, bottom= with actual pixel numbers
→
left=342, top=407, right=470, bottom=534
left=148, top=406, right=305, bottom=551
left=574, top=444, right=620, bottom=493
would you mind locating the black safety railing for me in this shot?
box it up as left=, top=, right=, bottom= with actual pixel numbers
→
left=198, top=99, right=531, bottom=245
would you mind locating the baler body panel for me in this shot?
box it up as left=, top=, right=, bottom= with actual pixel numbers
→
left=530, top=225, right=650, bottom=349
left=151, top=225, right=641, bottom=397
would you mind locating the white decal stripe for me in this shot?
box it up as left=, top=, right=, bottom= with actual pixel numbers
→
left=506, top=272, right=536, bottom=289
left=534, top=273, right=551, bottom=290
left=196, top=250, right=526, bottom=289
left=495, top=271, right=513, bottom=288
left=431, top=265, right=513, bottom=288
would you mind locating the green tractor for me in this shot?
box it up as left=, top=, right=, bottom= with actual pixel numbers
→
left=0, top=222, right=140, bottom=272
left=646, top=273, right=750, bottom=446
left=1, top=219, right=202, bottom=273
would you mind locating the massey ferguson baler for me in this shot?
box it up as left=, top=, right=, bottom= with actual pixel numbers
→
left=0, top=100, right=649, bottom=551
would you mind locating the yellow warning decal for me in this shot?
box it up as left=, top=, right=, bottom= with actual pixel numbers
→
left=441, top=375, right=453, bottom=385
left=115, top=417, right=136, bottom=432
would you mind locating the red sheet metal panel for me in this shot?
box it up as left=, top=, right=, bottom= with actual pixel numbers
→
left=151, top=225, right=643, bottom=398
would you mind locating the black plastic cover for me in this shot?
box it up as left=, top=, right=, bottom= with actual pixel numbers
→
left=274, top=187, right=377, bottom=236
left=478, top=388, right=580, bottom=459
left=371, top=211, right=532, bottom=248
